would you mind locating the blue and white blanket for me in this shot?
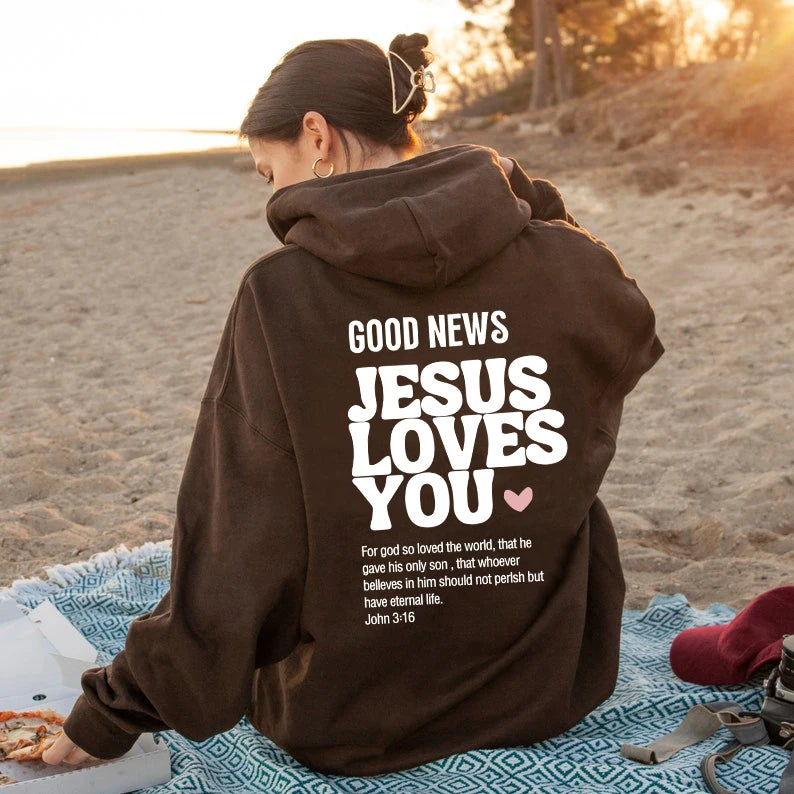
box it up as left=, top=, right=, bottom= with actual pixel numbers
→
left=1, top=542, right=788, bottom=793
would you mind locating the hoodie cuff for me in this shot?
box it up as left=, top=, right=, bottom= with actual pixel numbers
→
left=62, top=693, right=142, bottom=760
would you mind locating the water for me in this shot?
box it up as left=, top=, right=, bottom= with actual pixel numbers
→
left=0, top=127, right=246, bottom=169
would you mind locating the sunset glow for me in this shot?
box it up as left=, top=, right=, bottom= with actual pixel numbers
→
left=2, top=0, right=791, bottom=168
left=0, top=0, right=470, bottom=130
left=698, top=0, right=730, bottom=26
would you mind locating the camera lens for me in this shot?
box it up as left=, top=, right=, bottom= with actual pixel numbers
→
left=781, top=635, right=794, bottom=691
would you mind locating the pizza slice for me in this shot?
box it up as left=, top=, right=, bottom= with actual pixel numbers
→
left=0, top=709, right=65, bottom=763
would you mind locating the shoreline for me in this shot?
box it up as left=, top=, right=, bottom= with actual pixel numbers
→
left=3, top=134, right=791, bottom=196
left=0, top=146, right=248, bottom=188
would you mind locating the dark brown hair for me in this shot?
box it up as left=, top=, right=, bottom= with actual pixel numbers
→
left=238, top=33, right=434, bottom=168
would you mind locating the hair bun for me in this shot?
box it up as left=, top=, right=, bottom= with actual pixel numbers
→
left=388, top=33, right=433, bottom=71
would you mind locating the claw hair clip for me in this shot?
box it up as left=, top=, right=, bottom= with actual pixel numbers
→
left=388, top=49, right=436, bottom=115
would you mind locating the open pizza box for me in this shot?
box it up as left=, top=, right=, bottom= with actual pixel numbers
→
left=0, top=596, right=172, bottom=792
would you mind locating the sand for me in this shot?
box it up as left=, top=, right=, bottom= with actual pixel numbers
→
left=1, top=123, right=792, bottom=611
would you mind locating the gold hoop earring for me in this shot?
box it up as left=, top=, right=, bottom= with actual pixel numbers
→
left=312, top=156, right=334, bottom=178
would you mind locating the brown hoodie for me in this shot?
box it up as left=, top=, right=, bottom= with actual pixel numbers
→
left=62, top=143, right=664, bottom=776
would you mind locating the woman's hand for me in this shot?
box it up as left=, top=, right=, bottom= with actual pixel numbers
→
left=41, top=731, right=101, bottom=766
left=498, top=156, right=515, bottom=178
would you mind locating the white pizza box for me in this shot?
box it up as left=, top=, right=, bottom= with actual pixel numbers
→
left=0, top=596, right=172, bottom=793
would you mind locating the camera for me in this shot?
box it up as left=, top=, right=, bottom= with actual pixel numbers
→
left=760, top=634, right=794, bottom=748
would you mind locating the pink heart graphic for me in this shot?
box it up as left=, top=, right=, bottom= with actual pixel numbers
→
left=504, top=487, right=533, bottom=512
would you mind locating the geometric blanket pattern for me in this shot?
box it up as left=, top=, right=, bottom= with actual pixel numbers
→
left=1, top=541, right=789, bottom=793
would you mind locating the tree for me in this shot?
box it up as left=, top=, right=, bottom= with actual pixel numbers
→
left=504, top=0, right=631, bottom=108
left=548, top=0, right=574, bottom=102
left=530, top=0, right=553, bottom=108
left=725, top=0, right=790, bottom=58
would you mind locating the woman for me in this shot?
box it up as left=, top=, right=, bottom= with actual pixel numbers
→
left=44, top=33, right=664, bottom=776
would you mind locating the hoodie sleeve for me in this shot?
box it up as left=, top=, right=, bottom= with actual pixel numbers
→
left=61, top=272, right=308, bottom=759
left=586, top=249, right=666, bottom=441
left=506, top=157, right=580, bottom=228
left=600, top=294, right=665, bottom=401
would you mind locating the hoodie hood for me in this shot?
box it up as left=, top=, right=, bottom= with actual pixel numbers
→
left=266, top=143, right=533, bottom=292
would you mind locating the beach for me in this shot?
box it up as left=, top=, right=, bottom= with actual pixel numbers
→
left=1, top=122, right=792, bottom=611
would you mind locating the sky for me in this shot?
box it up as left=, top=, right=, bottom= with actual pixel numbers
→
left=2, top=0, right=786, bottom=132
left=0, top=0, right=472, bottom=130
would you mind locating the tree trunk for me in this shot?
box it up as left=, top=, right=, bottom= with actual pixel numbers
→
left=546, top=0, right=570, bottom=103
left=742, top=11, right=758, bottom=59
left=530, top=0, right=552, bottom=109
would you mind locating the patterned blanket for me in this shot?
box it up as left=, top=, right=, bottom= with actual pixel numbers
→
left=1, top=542, right=789, bottom=793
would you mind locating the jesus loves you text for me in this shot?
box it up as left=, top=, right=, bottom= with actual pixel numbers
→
left=346, top=311, right=569, bottom=531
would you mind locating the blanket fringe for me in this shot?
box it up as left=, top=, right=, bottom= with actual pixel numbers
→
left=0, top=539, right=173, bottom=602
